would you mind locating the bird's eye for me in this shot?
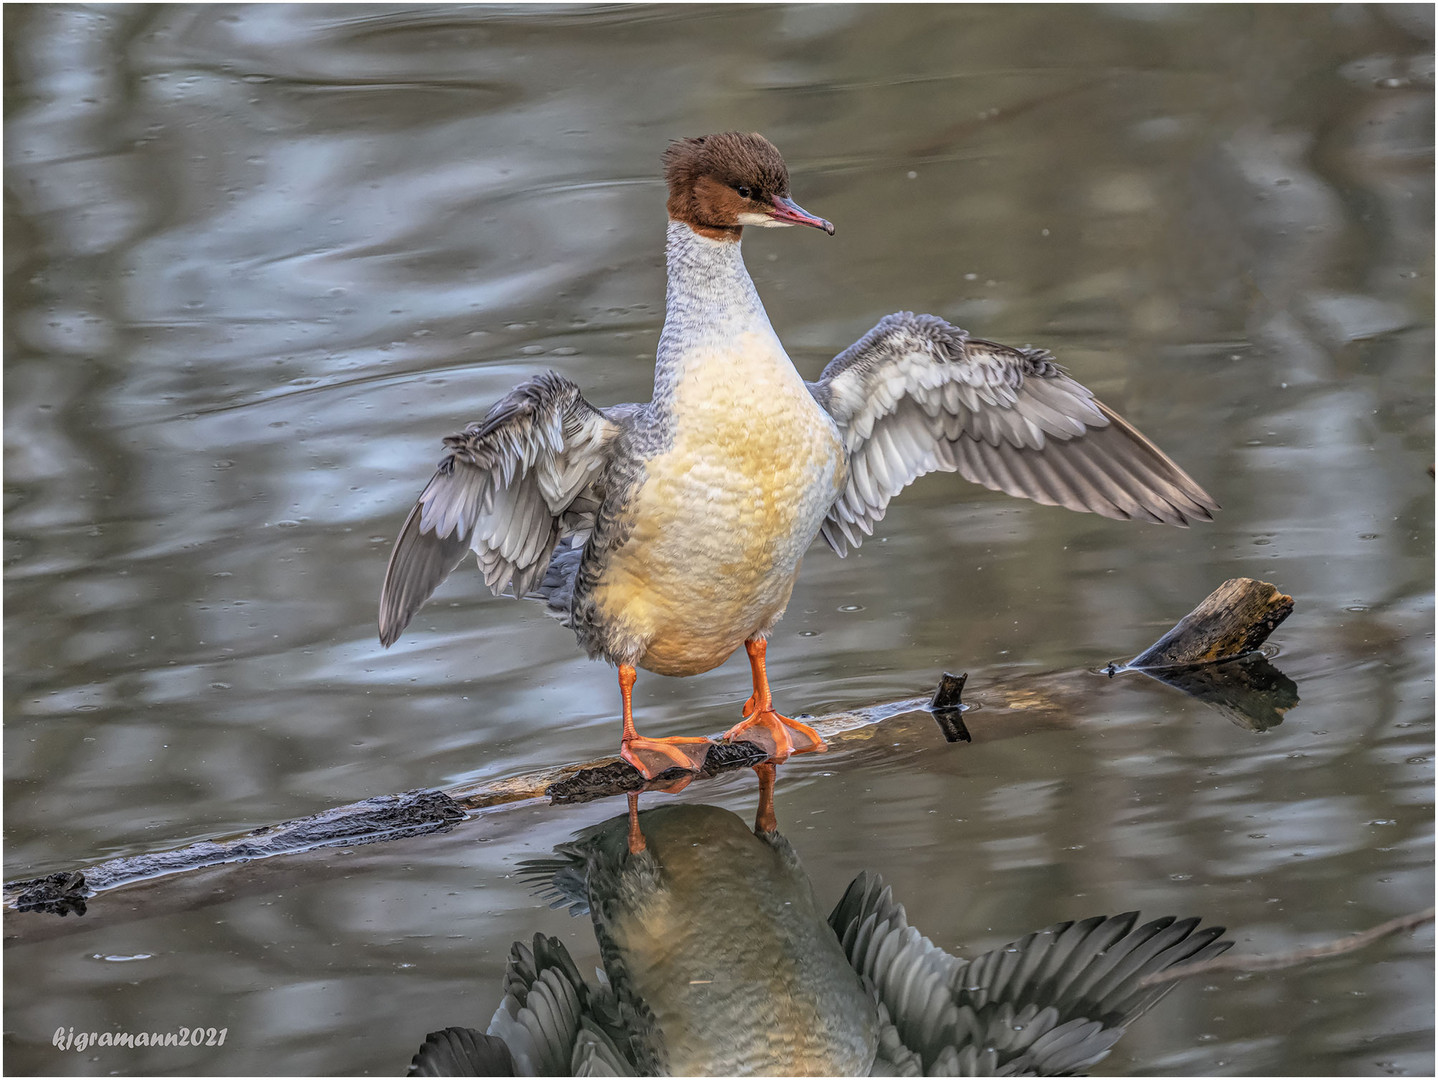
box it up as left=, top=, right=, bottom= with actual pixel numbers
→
left=735, top=185, right=752, bottom=199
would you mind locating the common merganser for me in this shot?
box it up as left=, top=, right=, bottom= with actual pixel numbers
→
left=407, top=797, right=1231, bottom=1076
left=378, top=132, right=1217, bottom=779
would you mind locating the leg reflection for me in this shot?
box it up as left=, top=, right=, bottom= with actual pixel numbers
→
left=626, top=791, right=646, bottom=855
left=753, top=761, right=778, bottom=836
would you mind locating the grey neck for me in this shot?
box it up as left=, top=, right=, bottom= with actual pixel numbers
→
left=653, top=220, right=776, bottom=404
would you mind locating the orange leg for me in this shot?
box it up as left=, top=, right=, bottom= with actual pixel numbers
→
left=618, top=664, right=713, bottom=780
left=721, top=638, right=825, bottom=763
left=753, top=762, right=778, bottom=835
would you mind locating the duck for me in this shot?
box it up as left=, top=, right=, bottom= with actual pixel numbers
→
left=378, top=132, right=1217, bottom=780
left=407, top=787, right=1231, bottom=1076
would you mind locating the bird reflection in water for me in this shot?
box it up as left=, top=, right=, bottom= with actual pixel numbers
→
left=410, top=766, right=1229, bottom=1076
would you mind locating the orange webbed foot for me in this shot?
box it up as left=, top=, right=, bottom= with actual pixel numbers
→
left=730, top=637, right=824, bottom=763
left=722, top=709, right=825, bottom=763
left=620, top=735, right=714, bottom=781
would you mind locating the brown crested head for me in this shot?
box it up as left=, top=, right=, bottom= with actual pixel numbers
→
left=662, top=132, right=834, bottom=241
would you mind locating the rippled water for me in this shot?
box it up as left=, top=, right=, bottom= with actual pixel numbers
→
left=4, top=5, right=1433, bottom=1076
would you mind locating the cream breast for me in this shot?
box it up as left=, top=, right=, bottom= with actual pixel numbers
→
left=592, top=328, right=844, bottom=676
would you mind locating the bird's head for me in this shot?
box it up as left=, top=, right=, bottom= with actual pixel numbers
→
left=662, top=132, right=834, bottom=241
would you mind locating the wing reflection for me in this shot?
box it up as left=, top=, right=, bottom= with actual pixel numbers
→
left=411, top=773, right=1230, bottom=1076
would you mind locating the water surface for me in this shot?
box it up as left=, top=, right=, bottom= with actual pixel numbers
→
left=4, top=4, right=1433, bottom=1076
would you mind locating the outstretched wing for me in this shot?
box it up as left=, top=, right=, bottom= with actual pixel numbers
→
left=830, top=872, right=1230, bottom=1076
left=378, top=372, right=623, bottom=647
left=808, top=313, right=1218, bottom=555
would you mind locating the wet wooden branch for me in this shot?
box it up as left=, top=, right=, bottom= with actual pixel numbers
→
left=7, top=791, right=470, bottom=917
left=4, top=578, right=1295, bottom=929
left=1114, top=578, right=1298, bottom=731
left=1138, top=907, right=1435, bottom=987
left=540, top=578, right=1298, bottom=801
left=1, top=696, right=930, bottom=920
left=1125, top=577, right=1293, bottom=668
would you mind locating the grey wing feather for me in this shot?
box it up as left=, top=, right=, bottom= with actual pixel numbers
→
left=512, top=822, right=664, bottom=1074
left=870, top=1000, right=925, bottom=1076
left=810, top=313, right=1218, bottom=555
left=379, top=372, right=622, bottom=646
left=408, top=1026, right=515, bottom=1076
left=486, top=933, right=638, bottom=1076
left=830, top=872, right=1230, bottom=1076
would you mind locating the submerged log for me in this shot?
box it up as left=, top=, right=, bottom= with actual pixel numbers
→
left=1130, top=653, right=1298, bottom=732
left=5, top=791, right=468, bottom=917
left=0, top=697, right=931, bottom=925
left=4, top=578, right=1295, bottom=929
left=1138, top=907, right=1435, bottom=987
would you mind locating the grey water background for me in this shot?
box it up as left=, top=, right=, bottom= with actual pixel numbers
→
left=3, top=4, right=1432, bottom=1075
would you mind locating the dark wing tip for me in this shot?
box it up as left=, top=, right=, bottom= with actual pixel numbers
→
left=408, top=1026, right=514, bottom=1076
left=377, top=616, right=404, bottom=649
left=969, top=400, right=1219, bottom=528
left=378, top=498, right=471, bottom=648
left=1090, top=401, right=1217, bottom=517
